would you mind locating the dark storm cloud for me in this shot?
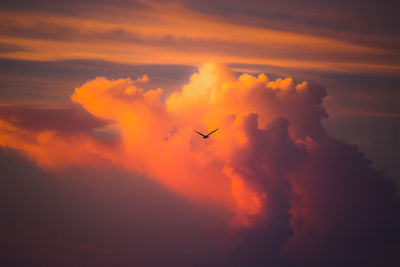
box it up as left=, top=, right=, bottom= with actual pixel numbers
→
left=224, top=93, right=400, bottom=267
left=283, top=137, right=400, bottom=267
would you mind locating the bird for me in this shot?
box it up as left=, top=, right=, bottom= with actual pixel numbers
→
left=194, top=128, right=219, bottom=139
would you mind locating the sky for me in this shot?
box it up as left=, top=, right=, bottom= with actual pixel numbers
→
left=0, top=0, right=399, bottom=266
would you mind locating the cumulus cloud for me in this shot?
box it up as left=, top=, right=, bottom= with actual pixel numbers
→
left=0, top=62, right=399, bottom=266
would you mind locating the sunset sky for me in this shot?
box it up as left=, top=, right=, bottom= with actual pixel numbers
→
left=1, top=1, right=400, bottom=266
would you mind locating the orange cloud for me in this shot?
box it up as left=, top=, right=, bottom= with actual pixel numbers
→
left=0, top=62, right=329, bottom=227
left=1, top=62, right=400, bottom=267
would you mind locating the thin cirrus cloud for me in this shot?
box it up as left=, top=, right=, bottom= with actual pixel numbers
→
left=0, top=62, right=399, bottom=265
left=0, top=0, right=399, bottom=73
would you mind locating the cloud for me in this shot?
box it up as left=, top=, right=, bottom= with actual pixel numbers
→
left=281, top=137, right=400, bottom=266
left=1, top=1, right=399, bottom=74
left=1, top=62, right=399, bottom=266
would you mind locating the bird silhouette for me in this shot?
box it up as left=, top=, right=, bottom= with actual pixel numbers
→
left=194, top=128, right=219, bottom=139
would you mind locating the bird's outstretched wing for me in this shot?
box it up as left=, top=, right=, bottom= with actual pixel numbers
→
left=194, top=130, right=206, bottom=137
left=207, top=128, right=219, bottom=136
